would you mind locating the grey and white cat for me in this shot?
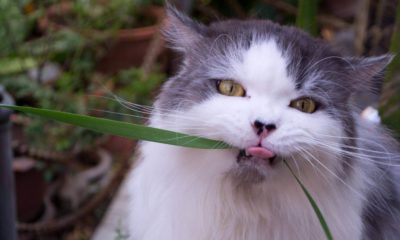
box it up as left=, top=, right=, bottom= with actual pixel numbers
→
left=128, top=6, right=400, bottom=240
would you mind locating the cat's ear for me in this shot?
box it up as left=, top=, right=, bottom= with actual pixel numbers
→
left=346, top=54, right=393, bottom=94
left=162, top=4, right=207, bottom=52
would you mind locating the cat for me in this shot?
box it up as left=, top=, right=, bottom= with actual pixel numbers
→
left=127, top=6, right=400, bottom=240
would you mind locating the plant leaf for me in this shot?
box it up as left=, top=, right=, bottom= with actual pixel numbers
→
left=296, top=0, right=318, bottom=36
left=0, top=105, right=229, bottom=149
left=0, top=57, right=38, bottom=75
left=284, top=160, right=334, bottom=240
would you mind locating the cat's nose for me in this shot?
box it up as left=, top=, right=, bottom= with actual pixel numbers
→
left=253, top=120, right=276, bottom=138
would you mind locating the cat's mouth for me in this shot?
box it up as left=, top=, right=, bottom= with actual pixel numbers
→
left=237, top=146, right=278, bottom=166
left=231, top=146, right=279, bottom=184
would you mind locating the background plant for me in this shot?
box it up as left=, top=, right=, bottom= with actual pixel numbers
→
left=1, top=0, right=165, bottom=152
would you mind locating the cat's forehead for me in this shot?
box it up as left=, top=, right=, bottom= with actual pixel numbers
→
left=204, top=20, right=325, bottom=85
left=232, top=39, right=295, bottom=97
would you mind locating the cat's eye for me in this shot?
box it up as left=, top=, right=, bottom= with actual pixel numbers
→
left=289, top=97, right=318, bottom=113
left=216, top=80, right=245, bottom=97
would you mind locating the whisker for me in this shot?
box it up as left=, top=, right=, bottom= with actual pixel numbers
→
left=292, top=147, right=331, bottom=184
left=302, top=138, right=400, bottom=166
left=309, top=138, right=399, bottom=161
left=299, top=147, right=370, bottom=203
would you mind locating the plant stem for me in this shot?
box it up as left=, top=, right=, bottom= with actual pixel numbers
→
left=354, top=0, right=370, bottom=55
left=296, top=0, right=318, bottom=35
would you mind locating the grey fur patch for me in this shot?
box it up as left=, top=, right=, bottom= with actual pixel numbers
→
left=357, top=125, right=400, bottom=240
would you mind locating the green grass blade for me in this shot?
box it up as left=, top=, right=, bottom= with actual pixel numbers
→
left=296, top=0, right=318, bottom=35
left=284, top=161, right=334, bottom=240
left=0, top=105, right=229, bottom=149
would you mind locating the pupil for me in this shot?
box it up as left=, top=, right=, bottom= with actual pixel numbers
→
left=229, top=84, right=234, bottom=94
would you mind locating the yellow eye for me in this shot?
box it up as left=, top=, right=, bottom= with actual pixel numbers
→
left=289, top=97, right=318, bottom=113
left=217, top=80, right=245, bottom=97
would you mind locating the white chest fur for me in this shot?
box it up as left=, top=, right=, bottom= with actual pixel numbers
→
left=128, top=142, right=365, bottom=240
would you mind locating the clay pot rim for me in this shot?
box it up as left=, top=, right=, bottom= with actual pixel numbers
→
left=117, top=26, right=158, bottom=41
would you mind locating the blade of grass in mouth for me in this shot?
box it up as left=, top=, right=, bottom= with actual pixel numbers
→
left=0, top=104, right=229, bottom=149
left=0, top=104, right=333, bottom=238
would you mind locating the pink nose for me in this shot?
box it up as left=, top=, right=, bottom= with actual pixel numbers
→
left=253, top=120, right=276, bottom=138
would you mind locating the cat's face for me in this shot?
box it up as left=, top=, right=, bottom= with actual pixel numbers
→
left=154, top=8, right=391, bottom=183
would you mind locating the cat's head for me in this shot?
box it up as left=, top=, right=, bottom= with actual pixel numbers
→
left=153, top=6, right=392, bottom=184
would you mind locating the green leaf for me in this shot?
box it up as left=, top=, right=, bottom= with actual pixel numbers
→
left=296, top=0, right=318, bottom=36
left=0, top=105, right=229, bottom=149
left=21, top=30, right=85, bottom=56
left=0, top=57, right=38, bottom=75
left=284, top=161, right=333, bottom=240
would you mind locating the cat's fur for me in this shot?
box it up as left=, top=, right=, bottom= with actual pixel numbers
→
left=127, top=7, right=400, bottom=240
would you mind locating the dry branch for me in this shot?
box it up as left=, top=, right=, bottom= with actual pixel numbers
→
left=354, top=0, right=371, bottom=55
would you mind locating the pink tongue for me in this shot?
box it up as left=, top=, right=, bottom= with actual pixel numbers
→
left=246, top=147, right=275, bottom=159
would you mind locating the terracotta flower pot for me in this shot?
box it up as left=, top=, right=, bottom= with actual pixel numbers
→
left=95, top=25, right=160, bottom=74
left=38, top=2, right=165, bottom=75
left=95, top=6, right=165, bottom=74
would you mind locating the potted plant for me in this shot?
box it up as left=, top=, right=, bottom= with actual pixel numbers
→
left=38, top=0, right=165, bottom=75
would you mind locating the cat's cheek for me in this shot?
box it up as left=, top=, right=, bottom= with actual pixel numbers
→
left=181, top=97, right=257, bottom=147
left=266, top=111, right=345, bottom=156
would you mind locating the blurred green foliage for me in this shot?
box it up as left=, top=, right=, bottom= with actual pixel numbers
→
left=0, top=57, right=38, bottom=75
left=381, top=1, right=400, bottom=135
left=116, top=68, right=164, bottom=105
left=0, top=0, right=165, bottom=152
left=0, top=0, right=39, bottom=56
left=69, top=0, right=139, bottom=30
left=2, top=67, right=165, bottom=151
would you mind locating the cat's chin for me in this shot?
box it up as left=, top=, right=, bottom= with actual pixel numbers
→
left=228, top=148, right=281, bottom=185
